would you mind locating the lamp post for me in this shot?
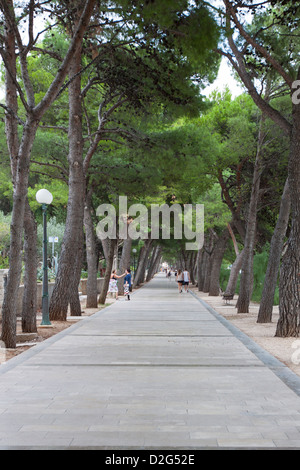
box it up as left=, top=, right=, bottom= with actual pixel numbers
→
left=132, top=248, right=137, bottom=280
left=36, top=189, right=53, bottom=326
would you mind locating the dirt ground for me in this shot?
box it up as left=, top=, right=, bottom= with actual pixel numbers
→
left=190, top=286, right=300, bottom=379
left=2, top=288, right=300, bottom=381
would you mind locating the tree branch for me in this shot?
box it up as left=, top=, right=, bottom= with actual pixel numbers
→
left=31, top=159, right=68, bottom=177
left=34, top=0, right=97, bottom=118
left=0, top=44, right=29, bottom=113
left=30, top=169, right=67, bottom=182
left=224, top=0, right=293, bottom=87
left=0, top=103, right=25, bottom=126
left=30, top=158, right=68, bottom=183
left=219, top=2, right=292, bottom=137
left=83, top=93, right=129, bottom=174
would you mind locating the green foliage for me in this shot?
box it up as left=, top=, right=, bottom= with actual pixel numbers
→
left=0, top=121, right=13, bottom=213
left=219, top=262, right=232, bottom=292
left=36, top=267, right=56, bottom=283
left=0, top=0, right=291, bottom=311
left=201, top=90, right=258, bottom=171
left=199, top=185, right=232, bottom=232
left=224, top=245, right=279, bottom=305
left=241, top=2, right=300, bottom=80
left=28, top=181, right=69, bottom=222
left=0, top=212, right=11, bottom=267
left=37, top=217, right=65, bottom=261
left=0, top=255, right=9, bottom=269
left=115, top=0, right=220, bottom=76
left=251, top=245, right=279, bottom=305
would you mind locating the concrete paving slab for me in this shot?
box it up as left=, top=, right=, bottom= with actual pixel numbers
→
left=1, top=273, right=300, bottom=449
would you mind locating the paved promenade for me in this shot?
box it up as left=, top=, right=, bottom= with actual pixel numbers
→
left=1, top=273, right=300, bottom=449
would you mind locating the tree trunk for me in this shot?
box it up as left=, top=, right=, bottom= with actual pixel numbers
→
left=146, top=246, right=158, bottom=282
left=209, top=227, right=230, bottom=296
left=138, top=241, right=153, bottom=285
left=225, top=249, right=244, bottom=296
left=237, top=114, right=265, bottom=313
left=193, top=251, right=198, bottom=283
left=199, top=249, right=210, bottom=292
left=200, top=232, right=214, bottom=292
left=153, top=246, right=162, bottom=276
left=197, top=249, right=203, bottom=290
left=257, top=179, right=291, bottom=323
left=276, top=101, right=300, bottom=337
left=146, top=245, right=162, bottom=281
left=187, top=251, right=196, bottom=285
left=1, top=118, right=39, bottom=348
left=49, top=39, right=85, bottom=321
left=1, top=10, right=19, bottom=347
left=222, top=8, right=299, bottom=334
left=133, top=239, right=152, bottom=288
left=84, top=193, right=99, bottom=308
left=69, top=231, right=84, bottom=316
left=22, top=199, right=38, bottom=333
left=203, top=258, right=212, bottom=292
left=118, top=238, right=132, bottom=295
left=98, top=239, right=117, bottom=305
left=0, top=0, right=96, bottom=347
left=101, top=238, right=110, bottom=262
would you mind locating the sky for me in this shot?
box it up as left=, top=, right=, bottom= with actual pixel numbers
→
left=203, top=57, right=244, bottom=98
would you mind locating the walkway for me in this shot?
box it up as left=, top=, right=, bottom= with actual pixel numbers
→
left=1, top=273, right=300, bottom=449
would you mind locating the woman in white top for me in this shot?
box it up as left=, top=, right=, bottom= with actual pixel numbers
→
left=108, top=270, right=126, bottom=300
left=176, top=269, right=184, bottom=293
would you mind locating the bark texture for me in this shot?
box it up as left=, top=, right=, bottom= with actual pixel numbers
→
left=146, top=245, right=162, bottom=282
left=98, top=239, right=117, bottom=305
left=225, top=249, right=244, bottom=296
left=133, top=239, right=152, bottom=288
left=276, top=102, right=300, bottom=337
left=49, top=33, right=85, bottom=320
left=237, top=114, right=265, bottom=313
left=209, top=227, right=230, bottom=296
left=84, top=194, right=99, bottom=308
left=22, top=199, right=38, bottom=333
left=118, top=238, right=132, bottom=295
left=257, top=179, right=290, bottom=323
left=1, top=118, right=39, bottom=348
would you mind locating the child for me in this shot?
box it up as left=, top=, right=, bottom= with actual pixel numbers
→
left=124, top=280, right=130, bottom=300
left=123, top=268, right=132, bottom=300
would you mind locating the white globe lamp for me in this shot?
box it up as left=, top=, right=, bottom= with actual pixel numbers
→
left=36, top=188, right=53, bottom=205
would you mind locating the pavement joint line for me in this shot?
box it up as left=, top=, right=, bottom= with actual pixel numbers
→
left=189, top=290, right=300, bottom=397
left=74, top=320, right=223, bottom=323
left=0, top=445, right=282, bottom=450
left=69, top=334, right=234, bottom=337
left=20, top=363, right=267, bottom=367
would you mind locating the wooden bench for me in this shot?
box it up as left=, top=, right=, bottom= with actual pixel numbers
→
left=222, top=293, right=234, bottom=305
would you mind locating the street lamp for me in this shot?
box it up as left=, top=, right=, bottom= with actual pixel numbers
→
left=36, top=189, right=53, bottom=326
left=132, top=248, right=137, bottom=280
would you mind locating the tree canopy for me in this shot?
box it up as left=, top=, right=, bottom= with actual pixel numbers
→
left=0, top=0, right=299, bottom=346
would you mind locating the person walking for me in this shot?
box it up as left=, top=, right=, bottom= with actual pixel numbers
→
left=124, top=268, right=132, bottom=300
left=183, top=268, right=190, bottom=292
left=108, top=270, right=126, bottom=300
left=176, top=269, right=184, bottom=293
